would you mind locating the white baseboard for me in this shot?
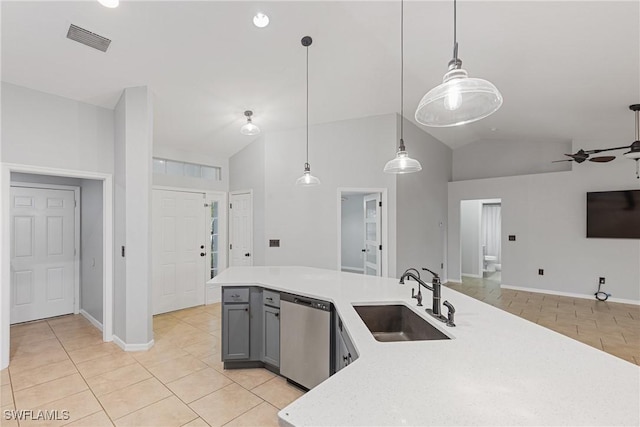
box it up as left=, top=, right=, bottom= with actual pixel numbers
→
left=446, top=277, right=462, bottom=284
left=462, top=273, right=483, bottom=279
left=500, top=284, right=640, bottom=306
left=79, top=309, right=103, bottom=332
left=341, top=266, right=364, bottom=274
left=112, top=335, right=155, bottom=352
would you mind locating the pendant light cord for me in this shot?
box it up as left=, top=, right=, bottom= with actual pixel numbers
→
left=399, top=0, right=405, bottom=151
left=306, top=44, right=310, bottom=166
left=452, top=0, right=459, bottom=65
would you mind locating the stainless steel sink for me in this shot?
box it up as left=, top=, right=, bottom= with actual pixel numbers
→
left=353, top=304, right=450, bottom=342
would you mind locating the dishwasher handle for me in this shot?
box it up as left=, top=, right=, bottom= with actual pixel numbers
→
left=294, top=297, right=313, bottom=306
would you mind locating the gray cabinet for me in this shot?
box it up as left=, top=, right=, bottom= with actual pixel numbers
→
left=334, top=312, right=357, bottom=373
left=263, top=305, right=280, bottom=367
left=223, top=303, right=250, bottom=360
left=222, top=287, right=251, bottom=361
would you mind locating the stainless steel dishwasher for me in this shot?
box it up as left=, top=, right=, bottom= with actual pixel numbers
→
left=280, top=293, right=331, bottom=390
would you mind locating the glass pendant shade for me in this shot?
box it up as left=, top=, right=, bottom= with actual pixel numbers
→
left=240, top=121, right=260, bottom=136
left=415, top=67, right=503, bottom=127
left=98, top=0, right=119, bottom=7
left=296, top=165, right=320, bottom=186
left=384, top=150, right=422, bottom=174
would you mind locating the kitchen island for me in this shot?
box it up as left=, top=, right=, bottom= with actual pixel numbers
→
left=211, top=266, right=640, bottom=426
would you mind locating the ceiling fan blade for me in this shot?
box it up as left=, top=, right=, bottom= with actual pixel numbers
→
left=589, top=156, right=616, bottom=163
left=552, top=159, right=574, bottom=163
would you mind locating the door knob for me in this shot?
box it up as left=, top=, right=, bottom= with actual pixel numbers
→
left=200, top=253, right=206, bottom=257
left=245, top=253, right=250, bottom=257
left=361, top=249, right=366, bottom=252
left=200, top=245, right=205, bottom=249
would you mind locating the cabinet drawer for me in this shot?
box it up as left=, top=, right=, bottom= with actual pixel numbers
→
left=263, top=290, right=280, bottom=307
left=223, top=288, right=249, bottom=303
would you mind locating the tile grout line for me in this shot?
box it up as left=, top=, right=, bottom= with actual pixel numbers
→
left=45, top=316, right=113, bottom=427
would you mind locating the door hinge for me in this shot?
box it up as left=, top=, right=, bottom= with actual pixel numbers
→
left=229, top=203, right=232, bottom=209
left=378, top=201, right=382, bottom=207
left=74, top=248, right=77, bottom=256
left=74, top=200, right=77, bottom=207
left=230, top=243, right=233, bottom=250
left=379, top=244, right=382, bottom=250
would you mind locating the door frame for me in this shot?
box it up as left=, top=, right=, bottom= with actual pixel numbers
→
left=336, top=188, right=388, bottom=277
left=228, top=190, right=253, bottom=267
left=9, top=182, right=81, bottom=317
left=205, top=191, right=228, bottom=276
left=1, top=163, right=114, bottom=370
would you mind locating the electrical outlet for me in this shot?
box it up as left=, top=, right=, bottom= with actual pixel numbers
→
left=538, top=269, right=544, bottom=275
left=599, top=277, right=605, bottom=285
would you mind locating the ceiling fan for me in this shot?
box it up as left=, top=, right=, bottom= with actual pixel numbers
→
left=553, top=104, right=640, bottom=178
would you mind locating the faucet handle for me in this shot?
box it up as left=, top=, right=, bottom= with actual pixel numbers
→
left=443, top=300, right=455, bottom=327
left=411, top=288, right=423, bottom=307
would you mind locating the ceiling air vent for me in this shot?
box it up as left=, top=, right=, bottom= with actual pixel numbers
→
left=66, top=24, right=111, bottom=52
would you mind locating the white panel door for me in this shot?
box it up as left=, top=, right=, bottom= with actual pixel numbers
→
left=10, top=187, right=76, bottom=324
left=152, top=190, right=206, bottom=315
left=229, top=192, right=253, bottom=267
left=363, top=193, right=382, bottom=276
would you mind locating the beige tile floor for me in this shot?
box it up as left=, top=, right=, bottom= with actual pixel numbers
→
left=446, top=276, right=640, bottom=365
left=1, top=303, right=304, bottom=427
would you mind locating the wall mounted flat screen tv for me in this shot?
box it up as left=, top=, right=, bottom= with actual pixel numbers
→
left=586, top=190, right=640, bottom=239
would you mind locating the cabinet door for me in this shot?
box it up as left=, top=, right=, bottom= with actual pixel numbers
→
left=223, top=303, right=250, bottom=360
left=336, top=331, right=349, bottom=371
left=263, top=306, right=280, bottom=367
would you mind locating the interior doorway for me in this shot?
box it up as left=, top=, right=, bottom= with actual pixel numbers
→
left=460, top=198, right=502, bottom=284
left=229, top=191, right=253, bottom=267
left=1, top=164, right=113, bottom=370
left=338, top=189, right=387, bottom=276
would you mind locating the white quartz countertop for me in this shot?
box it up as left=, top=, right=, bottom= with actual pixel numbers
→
left=210, top=266, right=640, bottom=426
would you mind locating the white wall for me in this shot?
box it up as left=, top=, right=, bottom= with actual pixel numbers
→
left=1, top=83, right=114, bottom=174
left=262, top=114, right=398, bottom=276
left=448, top=143, right=640, bottom=303
left=396, top=117, right=452, bottom=280
left=341, top=194, right=364, bottom=271
left=229, top=137, right=266, bottom=266
left=460, top=200, right=482, bottom=277
left=1, top=84, right=115, bottom=367
left=453, top=138, right=571, bottom=181
left=113, top=87, right=154, bottom=346
left=153, top=145, right=229, bottom=192
left=80, top=179, right=103, bottom=324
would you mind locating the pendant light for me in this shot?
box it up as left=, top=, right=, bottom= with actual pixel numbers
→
left=415, top=0, right=503, bottom=127
left=296, top=36, right=321, bottom=186
left=384, top=0, right=422, bottom=174
left=240, top=110, right=260, bottom=136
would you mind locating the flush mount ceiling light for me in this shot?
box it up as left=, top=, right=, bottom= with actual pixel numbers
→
left=97, top=0, right=119, bottom=8
left=384, top=0, right=422, bottom=175
left=253, top=13, right=269, bottom=28
left=240, top=110, right=260, bottom=136
left=415, top=0, right=502, bottom=127
left=296, top=36, right=321, bottom=187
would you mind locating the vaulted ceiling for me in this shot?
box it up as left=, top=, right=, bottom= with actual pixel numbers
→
left=2, top=1, right=638, bottom=158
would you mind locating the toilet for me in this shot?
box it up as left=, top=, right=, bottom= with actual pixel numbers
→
left=484, top=255, right=498, bottom=272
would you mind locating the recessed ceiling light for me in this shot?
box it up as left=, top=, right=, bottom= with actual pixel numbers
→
left=253, top=13, right=269, bottom=28
left=98, top=0, right=119, bottom=8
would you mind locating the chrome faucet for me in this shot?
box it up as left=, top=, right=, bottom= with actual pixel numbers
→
left=399, top=267, right=456, bottom=327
